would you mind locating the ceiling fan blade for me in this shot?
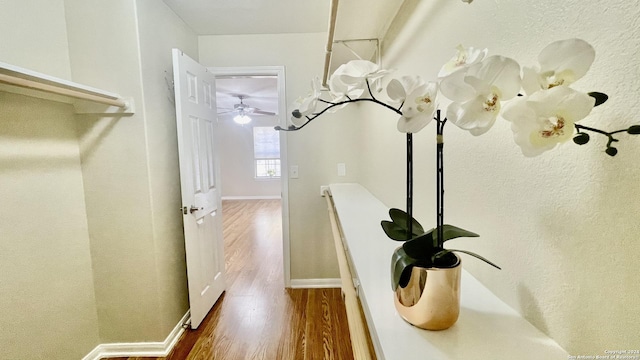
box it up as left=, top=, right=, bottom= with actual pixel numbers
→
left=253, top=110, right=277, bottom=116
left=217, top=109, right=236, bottom=115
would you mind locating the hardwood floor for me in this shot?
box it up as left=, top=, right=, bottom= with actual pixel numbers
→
left=110, top=199, right=353, bottom=360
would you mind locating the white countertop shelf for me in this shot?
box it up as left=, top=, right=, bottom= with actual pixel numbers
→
left=328, top=183, right=568, bottom=360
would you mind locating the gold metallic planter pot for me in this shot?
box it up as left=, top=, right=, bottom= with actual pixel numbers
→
left=394, top=256, right=462, bottom=330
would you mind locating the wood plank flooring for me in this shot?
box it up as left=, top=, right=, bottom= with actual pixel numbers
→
left=110, top=199, right=353, bottom=360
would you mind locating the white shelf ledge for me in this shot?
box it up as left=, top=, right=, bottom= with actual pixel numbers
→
left=0, top=61, right=134, bottom=115
left=328, top=183, right=569, bottom=360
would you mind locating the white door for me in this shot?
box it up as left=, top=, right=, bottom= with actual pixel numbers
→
left=172, top=49, right=226, bottom=329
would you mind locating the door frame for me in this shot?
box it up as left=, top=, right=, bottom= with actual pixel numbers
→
left=208, top=65, right=291, bottom=288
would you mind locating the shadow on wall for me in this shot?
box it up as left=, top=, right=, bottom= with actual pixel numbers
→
left=75, top=116, right=123, bottom=162
left=0, top=92, right=121, bottom=170
left=383, top=0, right=450, bottom=66
left=517, top=283, right=550, bottom=336
left=531, top=143, right=640, bottom=353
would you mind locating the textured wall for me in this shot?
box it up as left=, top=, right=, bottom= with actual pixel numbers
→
left=0, top=94, right=101, bottom=359
left=67, top=0, right=199, bottom=343
left=356, top=0, right=640, bottom=355
left=0, top=1, right=101, bottom=358
left=64, top=0, right=163, bottom=342
left=0, top=0, right=72, bottom=79
left=135, top=0, right=199, bottom=337
left=64, top=0, right=201, bottom=343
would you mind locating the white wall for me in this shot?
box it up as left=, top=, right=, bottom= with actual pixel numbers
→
left=135, top=0, right=198, bottom=336
left=0, top=1, right=100, bottom=359
left=354, top=0, right=640, bottom=354
left=64, top=0, right=162, bottom=342
left=218, top=114, right=281, bottom=198
left=0, top=93, right=101, bottom=360
left=66, top=0, right=198, bottom=343
left=199, top=33, right=361, bottom=279
left=0, top=0, right=198, bottom=357
left=0, top=0, right=72, bottom=79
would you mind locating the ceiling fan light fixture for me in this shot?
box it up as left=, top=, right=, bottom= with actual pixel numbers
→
left=233, top=114, right=252, bottom=124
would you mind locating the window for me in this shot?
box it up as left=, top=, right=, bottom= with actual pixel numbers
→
left=253, top=126, right=281, bottom=178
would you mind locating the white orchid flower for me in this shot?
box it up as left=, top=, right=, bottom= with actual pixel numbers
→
left=522, top=38, right=595, bottom=95
left=386, top=75, right=424, bottom=103
left=440, top=55, right=521, bottom=135
left=438, top=44, right=488, bottom=78
left=328, top=65, right=364, bottom=101
left=398, top=83, right=439, bottom=133
left=502, top=86, right=595, bottom=156
left=339, top=60, right=392, bottom=86
left=387, top=76, right=438, bottom=133
left=291, top=77, right=321, bottom=126
left=329, top=60, right=392, bottom=100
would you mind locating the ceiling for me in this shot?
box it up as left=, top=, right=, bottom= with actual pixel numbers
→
left=162, top=0, right=330, bottom=35
left=163, top=0, right=407, bottom=119
left=215, top=76, right=278, bottom=118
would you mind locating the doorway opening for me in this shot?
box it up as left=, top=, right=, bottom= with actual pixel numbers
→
left=210, top=66, right=290, bottom=288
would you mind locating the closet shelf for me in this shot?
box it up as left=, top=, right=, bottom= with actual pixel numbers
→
left=0, top=61, right=134, bottom=114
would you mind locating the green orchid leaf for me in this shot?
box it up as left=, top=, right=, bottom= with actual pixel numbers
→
left=627, top=125, right=640, bottom=135
left=588, top=92, right=608, bottom=107
left=402, top=232, right=436, bottom=260
left=434, top=224, right=480, bottom=243
left=430, top=249, right=461, bottom=268
left=445, top=249, right=502, bottom=270
left=381, top=221, right=412, bottom=241
left=388, top=208, right=424, bottom=236
left=391, top=247, right=422, bottom=291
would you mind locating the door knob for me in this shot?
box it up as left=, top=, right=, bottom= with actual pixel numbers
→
left=182, top=206, right=203, bottom=215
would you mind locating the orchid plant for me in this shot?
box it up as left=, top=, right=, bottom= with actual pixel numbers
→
left=276, top=38, right=640, bottom=291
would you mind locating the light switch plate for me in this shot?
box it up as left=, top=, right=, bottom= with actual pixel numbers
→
left=289, top=165, right=299, bottom=179
left=337, top=163, right=346, bottom=177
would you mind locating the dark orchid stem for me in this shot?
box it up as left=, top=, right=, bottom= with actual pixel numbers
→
left=318, top=99, right=336, bottom=105
left=573, top=124, right=640, bottom=156
left=575, top=124, right=628, bottom=138
left=277, top=98, right=402, bottom=132
left=573, top=123, right=640, bottom=156
left=366, top=79, right=379, bottom=102
left=436, top=110, right=446, bottom=248
left=406, top=133, right=413, bottom=240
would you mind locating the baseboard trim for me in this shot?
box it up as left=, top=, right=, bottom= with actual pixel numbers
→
left=82, top=310, right=190, bottom=360
left=221, top=195, right=281, bottom=200
left=290, top=278, right=342, bottom=289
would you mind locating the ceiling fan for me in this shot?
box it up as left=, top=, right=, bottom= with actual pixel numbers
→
left=217, top=95, right=276, bottom=124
